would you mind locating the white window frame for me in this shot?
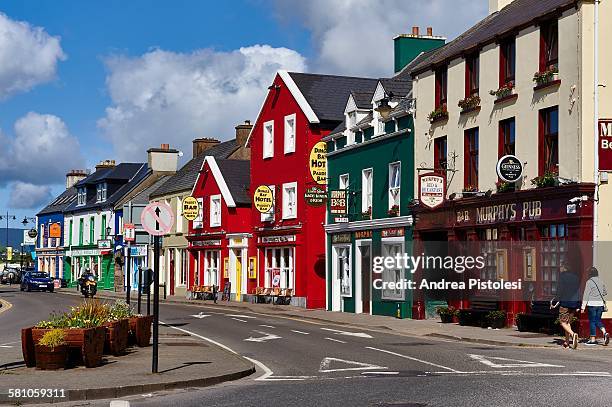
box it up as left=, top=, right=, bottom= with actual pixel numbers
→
left=261, top=185, right=276, bottom=222
left=264, top=247, right=294, bottom=289
left=339, top=173, right=349, bottom=190
left=204, top=250, right=220, bottom=287
left=96, top=183, right=107, bottom=203
left=388, top=162, right=401, bottom=210
left=284, top=114, right=296, bottom=154
left=347, top=111, right=357, bottom=145
left=77, top=188, right=86, bottom=206
left=362, top=168, right=373, bottom=214
left=210, top=194, right=221, bottom=227
left=175, top=197, right=183, bottom=233
left=381, top=238, right=405, bottom=300
left=282, top=182, right=297, bottom=219
left=263, top=120, right=274, bottom=159
left=193, top=197, right=204, bottom=228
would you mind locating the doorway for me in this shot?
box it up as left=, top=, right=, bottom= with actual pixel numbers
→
left=332, top=245, right=351, bottom=312
left=356, top=241, right=372, bottom=314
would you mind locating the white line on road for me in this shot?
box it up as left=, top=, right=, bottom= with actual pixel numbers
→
left=324, top=337, right=346, bottom=344
left=244, top=357, right=273, bottom=381
left=365, top=346, right=461, bottom=373
left=319, top=357, right=387, bottom=373
left=159, top=321, right=237, bottom=354
left=291, top=330, right=310, bottom=335
left=361, top=371, right=400, bottom=375
left=244, top=331, right=282, bottom=343
left=228, top=314, right=256, bottom=319
left=321, top=327, right=373, bottom=338
left=468, top=354, right=563, bottom=368
left=429, top=370, right=612, bottom=377
left=259, top=324, right=275, bottom=328
left=231, top=318, right=248, bottom=323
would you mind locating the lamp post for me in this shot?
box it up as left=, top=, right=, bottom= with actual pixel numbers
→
left=21, top=217, right=36, bottom=272
left=0, top=212, right=17, bottom=268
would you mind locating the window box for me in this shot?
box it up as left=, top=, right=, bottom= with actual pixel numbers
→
left=530, top=170, right=558, bottom=188
left=361, top=206, right=372, bottom=220
left=428, top=104, right=448, bottom=124
left=462, top=185, right=478, bottom=193
left=387, top=205, right=399, bottom=217
left=458, top=94, right=481, bottom=113
left=533, top=68, right=558, bottom=86
left=490, top=82, right=515, bottom=101
left=495, top=180, right=514, bottom=193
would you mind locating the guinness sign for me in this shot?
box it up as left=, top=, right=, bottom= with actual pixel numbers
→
left=496, top=155, right=523, bottom=183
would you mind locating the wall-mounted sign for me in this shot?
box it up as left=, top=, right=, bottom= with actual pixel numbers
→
left=49, top=222, right=62, bottom=238
left=381, top=228, right=405, bottom=238
left=455, top=200, right=543, bottom=225
left=253, top=185, right=274, bottom=214
left=598, top=119, right=612, bottom=171
left=354, top=230, right=372, bottom=239
left=223, top=257, right=230, bottom=278
left=496, top=155, right=523, bottom=183
left=334, top=217, right=349, bottom=223
left=23, top=230, right=36, bottom=245
left=304, top=185, right=327, bottom=206
left=97, top=239, right=112, bottom=249
left=260, top=235, right=296, bottom=244
left=28, top=228, right=38, bottom=239
left=192, top=239, right=222, bottom=247
left=248, top=257, right=257, bottom=279
left=271, top=268, right=281, bottom=288
left=182, top=196, right=200, bottom=221
left=309, top=141, right=327, bottom=185
left=419, top=173, right=445, bottom=209
left=332, top=233, right=351, bottom=244
left=123, top=223, right=135, bottom=242
left=330, top=190, right=347, bottom=215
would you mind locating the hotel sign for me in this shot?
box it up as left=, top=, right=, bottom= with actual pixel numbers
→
left=599, top=119, right=612, bottom=171
left=260, top=235, right=296, bottom=244
left=419, top=173, right=445, bottom=209
left=309, top=142, right=327, bottom=185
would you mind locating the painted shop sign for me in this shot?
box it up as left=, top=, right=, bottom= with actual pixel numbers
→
left=309, top=141, right=327, bottom=185
left=334, top=217, right=349, bottom=223
left=182, top=196, right=200, bottom=221
left=260, top=235, right=296, bottom=244
left=192, top=239, right=222, bottom=247
left=496, top=155, right=523, bottom=183
left=66, top=249, right=100, bottom=257
left=332, top=233, right=351, bottom=244
left=253, top=185, right=274, bottom=213
left=127, top=246, right=148, bottom=256
left=599, top=119, right=612, bottom=171
left=49, top=223, right=62, bottom=238
left=419, top=173, right=445, bottom=209
left=456, top=200, right=543, bottom=225
left=381, top=228, right=405, bottom=238
left=97, top=239, right=112, bottom=249
left=354, top=230, right=372, bottom=239
left=330, top=190, right=347, bottom=214
left=304, top=185, right=327, bottom=206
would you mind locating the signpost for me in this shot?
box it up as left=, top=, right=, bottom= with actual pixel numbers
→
left=124, top=223, right=135, bottom=305
left=140, top=201, right=174, bottom=374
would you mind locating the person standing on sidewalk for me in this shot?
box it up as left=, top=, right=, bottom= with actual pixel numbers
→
left=551, top=261, right=581, bottom=349
left=581, top=267, right=609, bottom=346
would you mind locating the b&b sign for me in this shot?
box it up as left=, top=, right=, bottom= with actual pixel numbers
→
left=599, top=119, right=612, bottom=171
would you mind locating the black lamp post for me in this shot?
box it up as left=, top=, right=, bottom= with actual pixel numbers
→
left=20, top=217, right=36, bottom=272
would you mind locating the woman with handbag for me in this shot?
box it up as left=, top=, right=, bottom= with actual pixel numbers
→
left=581, top=267, right=609, bottom=346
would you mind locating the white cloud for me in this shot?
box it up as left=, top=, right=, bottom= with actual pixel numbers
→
left=98, top=45, right=307, bottom=162
left=8, top=182, right=52, bottom=209
left=0, top=112, right=85, bottom=186
left=0, top=12, right=66, bottom=99
left=272, top=0, right=487, bottom=77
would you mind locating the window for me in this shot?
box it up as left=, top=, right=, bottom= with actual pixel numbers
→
left=465, top=53, right=479, bottom=97
left=381, top=240, right=404, bottom=300
left=210, top=195, right=221, bottom=227
left=433, top=136, right=448, bottom=173
left=40, top=224, right=46, bottom=248
left=348, top=111, right=357, bottom=128
left=464, top=128, right=479, bottom=190
left=339, top=174, right=349, bottom=190
left=263, top=120, right=274, bottom=159
left=193, top=197, right=203, bottom=228
left=261, top=185, right=275, bottom=222
left=77, top=188, right=86, bottom=206
left=101, top=215, right=107, bottom=239
left=89, top=217, right=95, bottom=244
left=539, top=106, right=559, bottom=175
left=499, top=118, right=516, bottom=157
left=388, top=162, right=401, bottom=210
left=204, top=250, right=220, bottom=287
left=540, top=20, right=558, bottom=71
left=175, top=197, right=183, bottom=233
left=69, top=220, right=73, bottom=246
left=180, top=249, right=188, bottom=286
left=361, top=168, right=373, bottom=214
left=79, top=218, right=84, bottom=245
left=264, top=247, right=294, bottom=289
left=500, top=38, right=516, bottom=86
left=282, top=182, right=297, bottom=219
left=96, top=183, right=107, bottom=203
left=539, top=223, right=567, bottom=295
left=435, top=66, right=448, bottom=109
left=284, top=114, right=296, bottom=154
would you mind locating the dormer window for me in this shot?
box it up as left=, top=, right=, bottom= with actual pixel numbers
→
left=77, top=188, right=86, bottom=206
left=96, top=183, right=107, bottom=203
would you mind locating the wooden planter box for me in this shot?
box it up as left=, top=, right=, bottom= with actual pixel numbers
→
left=32, top=327, right=106, bottom=368
left=103, top=319, right=129, bottom=356
left=35, top=344, right=67, bottom=370
left=21, top=327, right=36, bottom=368
left=129, top=315, right=153, bottom=347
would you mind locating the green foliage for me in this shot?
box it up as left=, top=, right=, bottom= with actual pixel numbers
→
left=108, top=300, right=134, bottom=321
left=436, top=306, right=458, bottom=318
left=36, top=312, right=69, bottom=329
left=458, top=94, right=481, bottom=111
left=530, top=170, right=558, bottom=188
left=533, top=66, right=558, bottom=86
left=38, top=329, right=66, bottom=349
left=489, top=81, right=514, bottom=98
left=486, top=310, right=506, bottom=324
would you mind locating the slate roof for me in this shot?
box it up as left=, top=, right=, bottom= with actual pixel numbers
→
left=287, top=72, right=378, bottom=122
left=37, top=186, right=78, bottom=216
left=131, top=175, right=173, bottom=205
left=328, top=121, right=346, bottom=138
left=215, top=159, right=251, bottom=205
left=351, top=91, right=374, bottom=109
left=408, top=0, right=575, bottom=75
left=380, top=79, right=412, bottom=98
left=355, top=113, right=373, bottom=129
left=150, top=139, right=238, bottom=198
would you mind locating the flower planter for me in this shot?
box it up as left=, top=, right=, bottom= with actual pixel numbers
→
left=35, top=344, right=67, bottom=370
left=32, top=327, right=106, bottom=368
left=440, top=314, right=454, bottom=323
left=21, top=327, right=36, bottom=368
left=103, top=319, right=129, bottom=356
left=129, top=315, right=153, bottom=347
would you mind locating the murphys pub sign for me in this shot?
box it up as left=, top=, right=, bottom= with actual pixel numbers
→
left=599, top=119, right=612, bottom=171
left=419, top=173, right=445, bottom=209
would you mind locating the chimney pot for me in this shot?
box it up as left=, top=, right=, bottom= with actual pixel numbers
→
left=160, top=143, right=169, bottom=150
left=427, top=27, right=433, bottom=36
left=412, top=26, right=419, bottom=36
left=192, top=138, right=221, bottom=158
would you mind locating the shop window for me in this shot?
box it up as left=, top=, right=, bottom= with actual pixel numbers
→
left=539, top=223, right=567, bottom=295
left=339, top=174, right=349, bottom=190
left=433, top=136, right=447, bottom=174
left=265, top=247, right=294, bottom=289
left=465, top=53, right=479, bottom=97
left=479, top=228, right=498, bottom=281
left=210, top=195, right=221, bottom=227
left=204, top=250, right=220, bottom=287
left=361, top=168, right=373, bottom=214
left=539, top=106, right=559, bottom=175
left=381, top=240, right=404, bottom=300
left=336, top=246, right=352, bottom=297
left=282, top=182, right=297, bottom=219
left=464, top=128, right=479, bottom=190
left=540, top=20, right=558, bottom=71
left=263, top=120, right=274, bottom=159
left=435, top=65, right=448, bottom=110
left=499, top=38, right=515, bottom=86
left=388, top=162, right=401, bottom=210
left=499, top=117, right=516, bottom=157
left=284, top=114, right=296, bottom=154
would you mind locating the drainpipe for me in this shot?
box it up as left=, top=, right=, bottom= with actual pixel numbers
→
left=592, top=0, right=600, bottom=266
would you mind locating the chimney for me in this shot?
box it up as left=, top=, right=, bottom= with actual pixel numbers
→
left=66, top=169, right=88, bottom=189
left=412, top=26, right=419, bottom=36
left=488, top=0, right=514, bottom=14
left=427, top=27, right=433, bottom=36
left=235, top=120, right=253, bottom=148
left=95, top=160, right=116, bottom=171
left=147, top=143, right=179, bottom=174
left=393, top=27, right=446, bottom=73
left=192, top=138, right=220, bottom=158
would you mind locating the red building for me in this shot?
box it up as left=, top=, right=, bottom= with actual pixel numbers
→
left=247, top=70, right=378, bottom=308
left=187, top=157, right=253, bottom=301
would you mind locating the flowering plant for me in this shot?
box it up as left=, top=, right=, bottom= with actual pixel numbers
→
left=533, top=66, right=558, bottom=86
left=489, top=81, right=514, bottom=98
left=387, top=204, right=399, bottom=216
left=495, top=180, right=514, bottom=193
left=458, top=94, right=481, bottom=111
left=428, top=104, right=448, bottom=123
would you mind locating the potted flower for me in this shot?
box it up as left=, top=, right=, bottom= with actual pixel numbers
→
left=103, top=300, right=131, bottom=356
left=462, top=185, right=478, bottom=193
left=35, top=329, right=68, bottom=370
left=495, top=180, right=514, bottom=193
left=361, top=206, right=372, bottom=220
left=489, top=81, right=515, bottom=100
left=533, top=66, right=558, bottom=86
left=530, top=169, right=558, bottom=188
left=387, top=205, right=399, bottom=217
left=458, top=94, right=481, bottom=112
left=436, top=306, right=458, bottom=323
left=428, top=104, right=448, bottom=123
left=485, top=310, right=507, bottom=329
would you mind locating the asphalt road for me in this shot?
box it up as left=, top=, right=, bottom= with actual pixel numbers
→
left=2, top=287, right=612, bottom=407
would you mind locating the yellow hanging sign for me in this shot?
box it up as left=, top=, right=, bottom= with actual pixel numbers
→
left=253, top=185, right=274, bottom=214
left=182, top=196, right=199, bottom=221
left=309, top=141, right=327, bottom=185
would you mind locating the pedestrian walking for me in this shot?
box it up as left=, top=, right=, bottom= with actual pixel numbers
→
left=581, top=267, right=609, bottom=346
left=212, top=284, right=218, bottom=304
left=551, top=261, right=581, bottom=349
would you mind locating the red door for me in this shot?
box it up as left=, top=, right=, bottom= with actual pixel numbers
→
left=169, top=250, right=175, bottom=296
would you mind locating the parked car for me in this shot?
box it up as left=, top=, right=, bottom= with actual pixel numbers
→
left=1, top=267, right=21, bottom=285
left=20, top=272, right=54, bottom=292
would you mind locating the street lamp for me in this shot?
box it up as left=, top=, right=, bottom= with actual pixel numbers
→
left=106, top=225, right=112, bottom=239
left=20, top=217, right=36, bottom=272
left=0, top=212, right=17, bottom=268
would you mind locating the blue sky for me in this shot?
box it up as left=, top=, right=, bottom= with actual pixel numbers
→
left=0, top=0, right=486, bottom=229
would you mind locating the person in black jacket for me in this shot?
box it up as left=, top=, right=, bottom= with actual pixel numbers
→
left=551, top=261, right=581, bottom=349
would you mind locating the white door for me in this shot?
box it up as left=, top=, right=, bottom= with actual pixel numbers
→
left=332, top=245, right=351, bottom=312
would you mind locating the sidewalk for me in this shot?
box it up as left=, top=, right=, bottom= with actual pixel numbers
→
left=57, top=288, right=562, bottom=348
left=0, top=324, right=254, bottom=404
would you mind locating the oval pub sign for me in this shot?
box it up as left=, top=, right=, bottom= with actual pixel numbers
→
left=253, top=185, right=274, bottom=213
left=419, top=173, right=445, bottom=209
left=309, top=141, right=327, bottom=185
left=496, top=155, right=523, bottom=183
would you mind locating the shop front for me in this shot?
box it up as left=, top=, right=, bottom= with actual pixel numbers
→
left=65, top=246, right=114, bottom=289
left=124, top=244, right=148, bottom=291
left=37, top=249, right=64, bottom=280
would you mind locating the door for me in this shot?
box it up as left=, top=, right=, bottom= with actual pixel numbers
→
left=357, top=241, right=372, bottom=314
left=169, top=249, right=175, bottom=296
left=332, top=245, right=351, bottom=312
left=235, top=249, right=242, bottom=301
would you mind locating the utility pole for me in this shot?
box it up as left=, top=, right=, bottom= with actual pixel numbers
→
left=0, top=212, right=17, bottom=268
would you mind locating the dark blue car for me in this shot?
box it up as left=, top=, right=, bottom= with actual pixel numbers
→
left=20, top=272, right=54, bottom=292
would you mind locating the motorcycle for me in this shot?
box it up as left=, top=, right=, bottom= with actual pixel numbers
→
left=79, top=274, right=98, bottom=298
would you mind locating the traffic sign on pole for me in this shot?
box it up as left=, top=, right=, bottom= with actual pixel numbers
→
left=124, top=223, right=135, bottom=242
left=141, top=202, right=174, bottom=236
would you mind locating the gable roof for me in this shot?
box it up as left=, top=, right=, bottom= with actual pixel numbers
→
left=350, top=91, right=375, bottom=110
left=409, top=0, right=575, bottom=76
left=150, top=139, right=238, bottom=199
left=195, top=157, right=251, bottom=207
left=379, top=79, right=412, bottom=98
left=130, top=175, right=173, bottom=205
left=37, top=186, right=78, bottom=216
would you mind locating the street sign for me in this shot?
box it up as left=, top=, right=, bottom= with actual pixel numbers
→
left=23, top=230, right=36, bottom=245
left=182, top=196, right=199, bottom=221
left=97, top=239, right=112, bottom=249
left=124, top=223, right=135, bottom=242
left=141, top=202, right=174, bottom=236
left=253, top=185, right=274, bottom=213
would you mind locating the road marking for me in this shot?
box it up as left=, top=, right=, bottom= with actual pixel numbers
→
left=468, top=354, right=563, bottom=368
left=259, top=324, right=275, bottom=328
left=429, top=370, right=611, bottom=377
left=244, top=331, right=281, bottom=343
left=361, top=371, right=400, bottom=375
left=321, top=327, right=373, bottom=338
left=228, top=314, right=256, bottom=319
left=291, top=330, right=310, bottom=335
left=231, top=317, right=248, bottom=323
left=191, top=312, right=211, bottom=319
left=245, top=356, right=273, bottom=381
left=324, top=337, right=346, bottom=344
left=244, top=357, right=315, bottom=381
left=0, top=345, right=14, bottom=348
left=0, top=298, right=13, bottom=315
left=319, top=357, right=387, bottom=373
left=159, top=321, right=237, bottom=354
left=366, top=346, right=460, bottom=373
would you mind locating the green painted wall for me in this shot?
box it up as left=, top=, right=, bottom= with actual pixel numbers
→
left=393, top=36, right=445, bottom=73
